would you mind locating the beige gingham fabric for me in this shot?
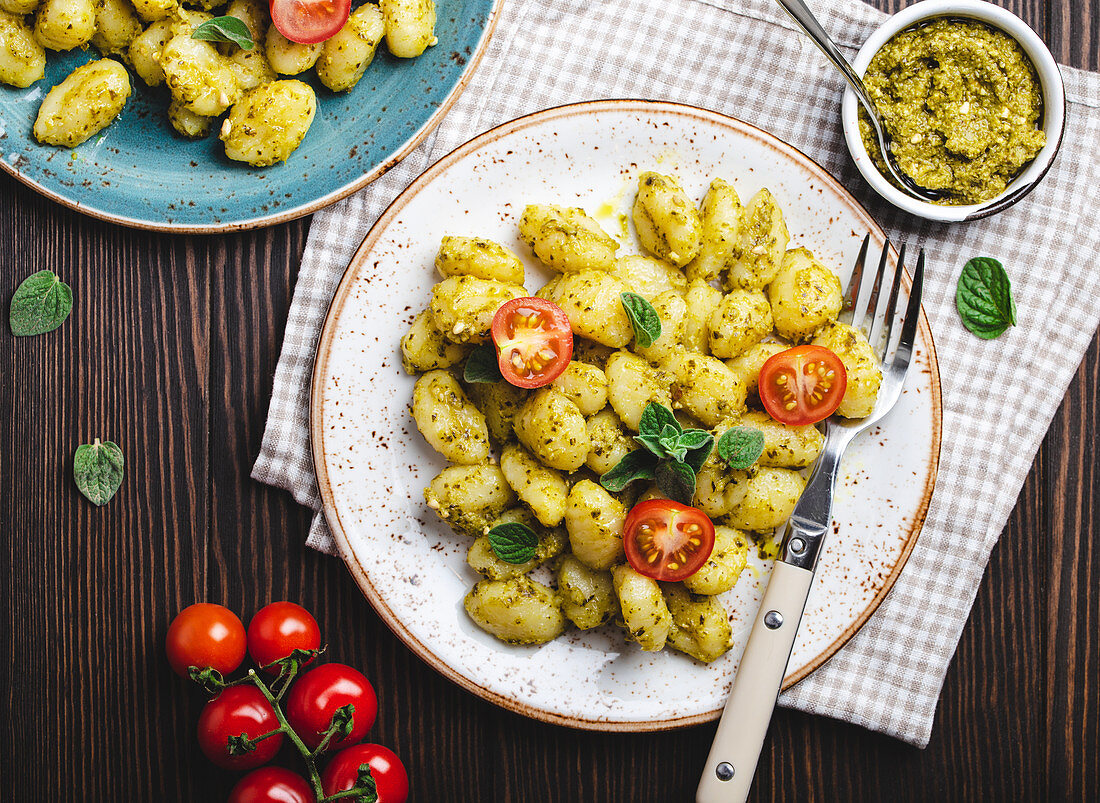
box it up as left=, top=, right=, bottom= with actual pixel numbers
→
left=253, top=0, right=1100, bottom=746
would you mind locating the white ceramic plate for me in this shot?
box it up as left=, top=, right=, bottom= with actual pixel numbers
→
left=311, top=100, right=942, bottom=731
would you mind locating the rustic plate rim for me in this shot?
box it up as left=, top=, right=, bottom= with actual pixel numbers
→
left=0, top=0, right=504, bottom=234
left=309, top=98, right=943, bottom=731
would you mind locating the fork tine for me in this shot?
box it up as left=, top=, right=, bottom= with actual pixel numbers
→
left=872, top=243, right=906, bottom=361
left=892, top=248, right=924, bottom=370
left=840, top=234, right=869, bottom=325
left=854, top=240, right=890, bottom=333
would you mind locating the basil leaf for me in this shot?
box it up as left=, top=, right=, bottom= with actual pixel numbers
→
left=681, top=433, right=714, bottom=475
left=73, top=439, right=124, bottom=506
left=716, top=427, right=765, bottom=470
left=487, top=522, right=539, bottom=564
left=655, top=460, right=696, bottom=505
left=621, top=292, right=662, bottom=348
left=463, top=344, right=502, bottom=383
left=638, top=402, right=680, bottom=437
left=10, top=270, right=72, bottom=336
left=191, top=15, right=254, bottom=49
left=956, top=257, right=1016, bottom=340
left=600, top=450, right=659, bottom=492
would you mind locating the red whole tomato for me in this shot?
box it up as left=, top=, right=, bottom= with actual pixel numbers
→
left=165, top=603, right=246, bottom=678
left=286, top=663, right=378, bottom=750
left=322, top=744, right=409, bottom=803
left=247, top=602, right=322, bottom=673
left=490, top=297, right=573, bottom=388
left=228, top=766, right=315, bottom=803
left=623, top=500, right=715, bottom=582
left=197, top=685, right=284, bottom=771
left=270, top=0, right=351, bottom=45
left=758, top=345, right=847, bottom=426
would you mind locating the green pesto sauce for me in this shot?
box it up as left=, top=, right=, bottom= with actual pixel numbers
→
left=858, top=18, right=1046, bottom=205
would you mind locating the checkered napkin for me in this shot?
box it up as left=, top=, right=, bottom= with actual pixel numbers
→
left=253, top=0, right=1100, bottom=746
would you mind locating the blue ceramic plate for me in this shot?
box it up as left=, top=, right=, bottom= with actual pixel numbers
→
left=0, top=0, right=500, bottom=232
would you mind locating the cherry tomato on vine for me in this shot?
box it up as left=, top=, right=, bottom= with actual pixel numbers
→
left=490, top=297, right=573, bottom=388
left=758, top=345, right=847, bottom=426
left=197, top=685, right=284, bottom=771
left=270, top=0, right=351, bottom=45
left=247, top=601, right=321, bottom=672
left=623, top=499, right=715, bottom=582
left=228, top=766, right=314, bottom=803
left=165, top=603, right=246, bottom=677
left=322, top=744, right=409, bottom=803
left=286, top=663, right=378, bottom=750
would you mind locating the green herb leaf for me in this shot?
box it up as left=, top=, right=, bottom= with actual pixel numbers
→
left=463, top=343, right=502, bottom=383
left=487, top=522, right=538, bottom=564
left=716, top=427, right=765, bottom=470
left=600, top=449, right=659, bottom=492
left=9, top=270, right=72, bottom=336
left=191, top=15, right=254, bottom=49
left=677, top=429, right=711, bottom=451
left=634, top=434, right=667, bottom=457
left=638, top=402, right=680, bottom=437
left=73, top=438, right=124, bottom=506
left=956, top=257, right=1017, bottom=340
left=655, top=460, right=696, bottom=505
left=681, top=432, right=714, bottom=474
left=621, top=292, right=662, bottom=348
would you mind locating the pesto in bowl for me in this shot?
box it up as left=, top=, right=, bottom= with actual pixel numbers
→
left=858, top=17, right=1046, bottom=206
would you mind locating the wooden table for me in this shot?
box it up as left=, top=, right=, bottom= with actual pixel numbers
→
left=3, top=1, right=1097, bottom=800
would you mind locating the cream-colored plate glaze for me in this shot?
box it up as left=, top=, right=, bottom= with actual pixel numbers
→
left=311, top=101, right=941, bottom=731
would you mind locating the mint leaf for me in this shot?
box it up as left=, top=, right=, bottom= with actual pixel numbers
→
left=638, top=402, right=680, bottom=437
left=621, top=292, right=662, bottom=348
left=73, top=439, right=124, bottom=506
left=487, top=522, right=538, bottom=564
left=463, top=344, right=502, bottom=383
left=716, top=427, right=765, bottom=470
left=956, top=257, right=1016, bottom=340
left=600, top=450, right=659, bottom=492
left=191, top=15, right=254, bottom=49
left=10, top=270, right=72, bottom=336
left=655, top=460, right=695, bottom=505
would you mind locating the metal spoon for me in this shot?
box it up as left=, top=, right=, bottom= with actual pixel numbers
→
left=774, top=0, right=945, bottom=202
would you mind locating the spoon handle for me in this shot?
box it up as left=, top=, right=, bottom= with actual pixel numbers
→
left=773, top=0, right=876, bottom=109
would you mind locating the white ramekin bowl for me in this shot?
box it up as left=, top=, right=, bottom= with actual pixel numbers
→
left=841, top=0, right=1066, bottom=222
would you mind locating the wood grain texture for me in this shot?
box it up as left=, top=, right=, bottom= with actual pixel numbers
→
left=2, top=1, right=1098, bottom=800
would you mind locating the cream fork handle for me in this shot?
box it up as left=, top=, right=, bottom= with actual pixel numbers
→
left=695, top=560, right=815, bottom=803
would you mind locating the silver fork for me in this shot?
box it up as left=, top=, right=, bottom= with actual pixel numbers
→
left=696, top=237, right=925, bottom=803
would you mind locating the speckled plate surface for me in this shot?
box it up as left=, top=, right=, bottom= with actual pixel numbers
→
left=0, top=0, right=499, bottom=232
left=311, top=100, right=942, bottom=731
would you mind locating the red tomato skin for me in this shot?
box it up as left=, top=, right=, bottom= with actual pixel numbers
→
left=269, top=0, right=351, bottom=45
left=758, top=345, right=847, bottom=426
left=622, top=500, right=716, bottom=582
left=322, top=744, right=409, bottom=803
left=228, top=766, right=316, bottom=803
left=285, top=663, right=378, bottom=750
left=247, top=602, right=322, bottom=673
left=490, top=297, right=574, bottom=388
left=197, top=685, right=284, bottom=771
left=165, top=603, right=246, bottom=677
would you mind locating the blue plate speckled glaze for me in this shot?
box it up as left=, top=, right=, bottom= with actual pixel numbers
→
left=0, top=0, right=500, bottom=232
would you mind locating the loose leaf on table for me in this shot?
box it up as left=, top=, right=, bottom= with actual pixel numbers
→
left=716, top=426, right=765, bottom=469
left=655, top=460, right=696, bottom=505
left=487, top=522, right=538, bottom=564
left=956, top=257, right=1017, bottom=339
left=191, top=15, right=255, bottom=49
left=73, top=439, right=124, bottom=506
left=9, top=270, right=72, bottom=336
left=600, top=449, right=659, bottom=492
left=620, top=292, right=662, bottom=348
left=463, top=343, right=502, bottom=383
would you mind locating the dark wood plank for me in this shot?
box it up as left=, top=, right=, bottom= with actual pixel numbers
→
left=2, top=0, right=1099, bottom=799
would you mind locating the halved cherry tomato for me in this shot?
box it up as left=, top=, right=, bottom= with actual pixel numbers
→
left=165, top=603, right=246, bottom=678
left=490, top=297, right=573, bottom=388
left=758, top=345, right=847, bottom=426
left=247, top=601, right=322, bottom=673
left=623, top=500, right=715, bottom=582
left=270, top=0, right=351, bottom=45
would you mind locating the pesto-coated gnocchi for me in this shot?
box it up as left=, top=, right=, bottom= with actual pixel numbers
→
left=558, top=556, right=616, bottom=630
left=707, top=289, right=774, bottom=359
left=634, top=289, right=686, bottom=364
left=467, top=508, right=567, bottom=580
left=90, top=0, right=142, bottom=57
left=381, top=0, right=435, bottom=58
left=500, top=443, right=568, bottom=527
left=681, top=279, right=723, bottom=354
left=519, top=205, right=619, bottom=273
left=664, top=585, right=733, bottom=663
left=550, top=361, right=608, bottom=417
left=34, top=0, right=96, bottom=51
left=127, top=18, right=171, bottom=86
left=682, top=525, right=749, bottom=595
left=464, top=577, right=565, bottom=645
left=564, top=480, right=626, bottom=570
left=726, top=187, right=789, bottom=290
left=162, top=29, right=240, bottom=117
left=429, top=275, right=526, bottom=344
left=435, top=235, right=525, bottom=285
left=688, top=178, right=741, bottom=283
left=316, top=1, right=384, bottom=92
left=724, top=467, right=805, bottom=532
left=740, top=409, right=824, bottom=468
left=609, top=255, right=687, bottom=301
left=0, top=10, right=44, bottom=88
left=33, top=58, right=130, bottom=146
left=425, top=464, right=515, bottom=537
left=400, top=310, right=471, bottom=374
left=541, top=270, right=634, bottom=348
left=632, top=172, right=702, bottom=267
left=513, top=387, right=590, bottom=472
left=605, top=351, right=672, bottom=431
left=769, top=247, right=844, bottom=342
left=612, top=564, right=672, bottom=651
left=724, top=341, right=786, bottom=396
left=265, top=27, right=321, bottom=75
left=466, top=379, right=526, bottom=444
left=220, top=80, right=316, bottom=166
left=584, top=407, right=636, bottom=475
left=167, top=99, right=213, bottom=139
left=663, top=349, right=746, bottom=428
left=412, top=370, right=490, bottom=465
left=811, top=321, right=882, bottom=418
